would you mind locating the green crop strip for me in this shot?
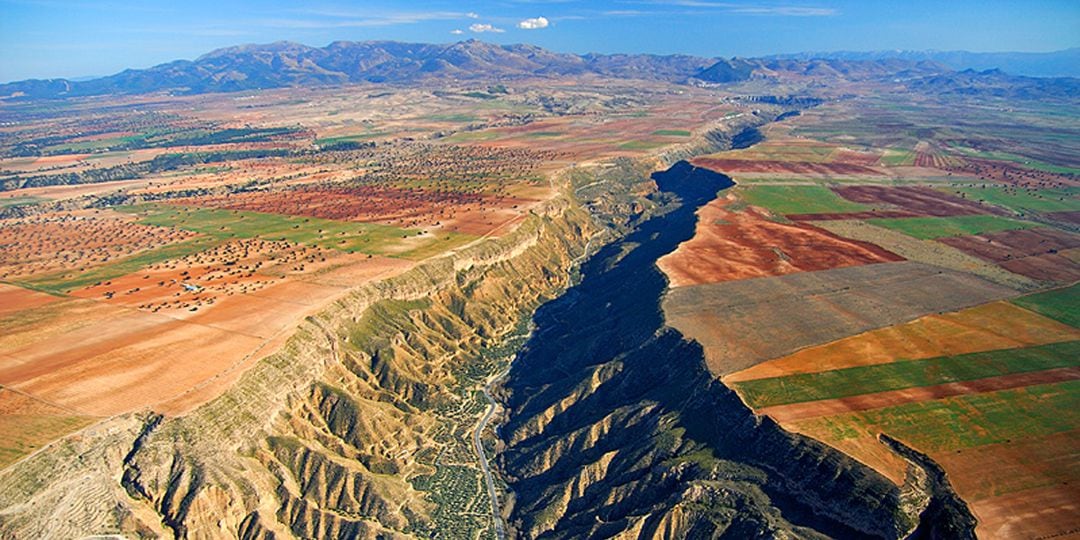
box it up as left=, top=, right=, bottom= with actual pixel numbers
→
left=1012, top=284, right=1080, bottom=328
left=739, top=185, right=871, bottom=214
left=867, top=214, right=1042, bottom=240
left=735, top=340, right=1080, bottom=409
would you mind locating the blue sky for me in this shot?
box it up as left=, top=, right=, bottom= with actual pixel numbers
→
left=1, top=0, right=1078, bottom=82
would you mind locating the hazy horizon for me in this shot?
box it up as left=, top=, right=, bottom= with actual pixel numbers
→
left=2, top=0, right=1078, bottom=82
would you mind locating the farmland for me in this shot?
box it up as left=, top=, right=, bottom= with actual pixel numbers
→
left=738, top=184, right=871, bottom=214
left=866, top=214, right=1042, bottom=240
left=660, top=87, right=1080, bottom=539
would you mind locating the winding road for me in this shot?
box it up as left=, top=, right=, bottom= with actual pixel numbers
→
left=473, top=368, right=509, bottom=540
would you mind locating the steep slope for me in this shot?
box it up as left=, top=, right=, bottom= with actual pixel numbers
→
left=0, top=189, right=599, bottom=538
left=496, top=161, right=962, bottom=538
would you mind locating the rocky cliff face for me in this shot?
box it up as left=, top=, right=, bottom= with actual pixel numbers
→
left=494, top=162, right=928, bottom=539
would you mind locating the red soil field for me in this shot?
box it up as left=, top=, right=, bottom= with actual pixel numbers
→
left=829, top=148, right=880, bottom=166
left=939, top=228, right=1080, bottom=282
left=754, top=366, right=1080, bottom=423
left=0, top=284, right=61, bottom=318
left=657, top=195, right=902, bottom=287
left=1045, top=211, right=1080, bottom=225
left=831, top=185, right=995, bottom=216
left=0, top=255, right=413, bottom=416
left=69, top=238, right=366, bottom=315
left=692, top=157, right=882, bottom=176
left=998, top=254, right=1080, bottom=282
left=170, top=185, right=534, bottom=235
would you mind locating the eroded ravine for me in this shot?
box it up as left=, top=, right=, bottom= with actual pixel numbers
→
left=493, top=161, right=966, bottom=538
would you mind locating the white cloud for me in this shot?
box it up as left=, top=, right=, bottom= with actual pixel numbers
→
left=469, top=23, right=504, bottom=33
left=517, top=16, right=550, bottom=29
left=466, top=12, right=480, bottom=19
left=450, top=29, right=464, bottom=34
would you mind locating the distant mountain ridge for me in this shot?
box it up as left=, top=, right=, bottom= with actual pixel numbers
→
left=0, top=40, right=718, bottom=99
left=1, top=39, right=1074, bottom=100
left=767, top=48, right=1080, bottom=78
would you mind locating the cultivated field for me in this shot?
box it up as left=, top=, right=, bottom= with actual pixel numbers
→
left=661, top=92, right=1080, bottom=539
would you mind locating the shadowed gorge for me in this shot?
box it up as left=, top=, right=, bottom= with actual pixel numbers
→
left=495, top=161, right=974, bottom=538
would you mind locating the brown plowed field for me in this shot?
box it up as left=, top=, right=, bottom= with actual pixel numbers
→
left=939, top=228, right=1080, bottom=282
left=969, top=485, right=1080, bottom=540
left=663, top=261, right=1017, bottom=375
left=725, top=301, right=1079, bottom=382
left=1045, top=211, right=1080, bottom=225
left=692, top=157, right=882, bottom=176
left=831, top=185, right=994, bottom=216
left=939, top=228, right=1080, bottom=261
left=998, top=254, right=1080, bottom=282
left=657, top=196, right=902, bottom=287
left=935, top=429, right=1080, bottom=504
left=755, top=366, right=1080, bottom=423
left=914, top=151, right=964, bottom=169
left=0, top=388, right=95, bottom=469
left=938, top=428, right=1080, bottom=540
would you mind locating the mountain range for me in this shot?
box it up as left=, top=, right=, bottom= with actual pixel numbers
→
left=1, top=40, right=1076, bottom=100
left=768, top=48, right=1080, bottom=78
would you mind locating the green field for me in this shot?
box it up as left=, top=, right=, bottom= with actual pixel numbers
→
left=522, top=131, right=564, bottom=138
left=618, top=140, right=668, bottom=151
left=734, top=341, right=1080, bottom=408
left=424, top=113, right=479, bottom=122
left=879, top=149, right=915, bottom=166
left=314, top=132, right=388, bottom=145
left=738, top=185, right=872, bottom=214
left=21, top=236, right=222, bottom=294
left=798, top=379, right=1080, bottom=452
left=1012, top=284, right=1080, bottom=328
left=947, top=186, right=1080, bottom=215
left=119, top=204, right=422, bottom=254
left=867, top=214, right=1042, bottom=240
left=0, top=196, right=45, bottom=208
left=652, top=129, right=691, bottom=137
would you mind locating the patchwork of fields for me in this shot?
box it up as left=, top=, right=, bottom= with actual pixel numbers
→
left=663, top=95, right=1080, bottom=539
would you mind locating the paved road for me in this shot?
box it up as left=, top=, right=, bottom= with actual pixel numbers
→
left=473, top=369, right=509, bottom=540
